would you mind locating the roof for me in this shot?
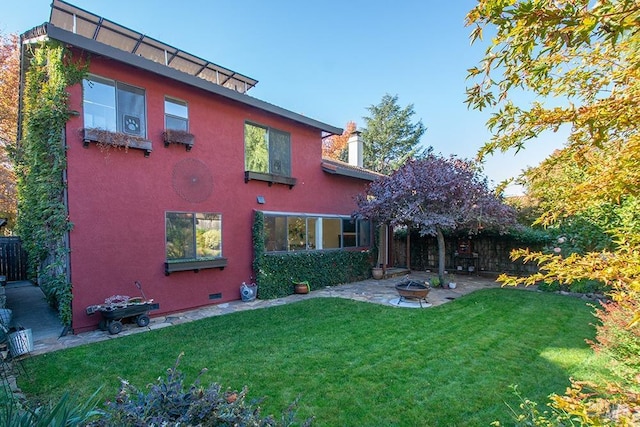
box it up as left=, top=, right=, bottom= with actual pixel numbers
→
left=321, top=158, right=383, bottom=182
left=49, top=0, right=257, bottom=94
left=21, top=0, right=342, bottom=135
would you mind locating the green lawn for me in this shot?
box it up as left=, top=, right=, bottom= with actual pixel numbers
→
left=21, top=288, right=604, bottom=426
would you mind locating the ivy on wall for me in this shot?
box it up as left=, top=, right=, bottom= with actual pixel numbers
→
left=252, top=210, right=371, bottom=299
left=14, top=41, right=87, bottom=325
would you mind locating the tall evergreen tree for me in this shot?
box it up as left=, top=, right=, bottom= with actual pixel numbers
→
left=361, top=94, right=426, bottom=175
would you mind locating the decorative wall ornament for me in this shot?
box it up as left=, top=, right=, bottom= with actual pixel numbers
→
left=172, top=158, right=213, bottom=203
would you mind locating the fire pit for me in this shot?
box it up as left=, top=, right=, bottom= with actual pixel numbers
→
left=395, top=280, right=430, bottom=307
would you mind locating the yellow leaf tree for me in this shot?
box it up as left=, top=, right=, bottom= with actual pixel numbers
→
left=466, top=1, right=640, bottom=422
left=0, top=31, right=18, bottom=232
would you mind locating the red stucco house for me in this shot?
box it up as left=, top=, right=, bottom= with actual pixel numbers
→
left=20, top=0, right=378, bottom=333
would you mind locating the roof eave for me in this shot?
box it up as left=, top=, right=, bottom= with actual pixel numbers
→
left=321, top=162, right=380, bottom=182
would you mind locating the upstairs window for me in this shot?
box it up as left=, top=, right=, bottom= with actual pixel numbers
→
left=83, top=75, right=147, bottom=138
left=165, top=97, right=189, bottom=131
left=244, top=122, right=291, bottom=177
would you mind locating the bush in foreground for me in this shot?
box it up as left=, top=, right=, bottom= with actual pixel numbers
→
left=91, top=354, right=312, bottom=427
left=2, top=354, right=310, bottom=427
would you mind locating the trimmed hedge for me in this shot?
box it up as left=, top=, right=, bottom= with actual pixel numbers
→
left=255, top=250, right=371, bottom=299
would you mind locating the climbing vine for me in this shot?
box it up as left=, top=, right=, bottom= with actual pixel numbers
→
left=14, top=41, right=87, bottom=325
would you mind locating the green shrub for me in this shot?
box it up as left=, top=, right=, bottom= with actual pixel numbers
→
left=0, top=390, right=102, bottom=427
left=92, top=354, right=311, bottom=426
left=590, top=300, right=640, bottom=385
left=255, top=250, right=371, bottom=299
left=537, top=279, right=610, bottom=294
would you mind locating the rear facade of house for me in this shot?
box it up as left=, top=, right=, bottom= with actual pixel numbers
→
left=23, top=1, right=375, bottom=333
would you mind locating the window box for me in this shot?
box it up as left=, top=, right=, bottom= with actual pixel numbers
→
left=163, top=130, right=195, bottom=151
left=83, top=128, right=153, bottom=157
left=244, top=171, right=297, bottom=189
left=165, top=258, right=228, bottom=275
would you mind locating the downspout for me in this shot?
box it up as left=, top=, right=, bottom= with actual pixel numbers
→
left=62, top=130, right=72, bottom=336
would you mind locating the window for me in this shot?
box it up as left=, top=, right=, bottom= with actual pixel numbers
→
left=244, top=123, right=291, bottom=176
left=262, top=212, right=370, bottom=252
left=83, top=75, right=147, bottom=137
left=166, top=212, right=222, bottom=261
left=165, top=97, right=188, bottom=131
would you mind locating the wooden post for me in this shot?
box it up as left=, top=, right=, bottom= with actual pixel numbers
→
left=406, top=229, right=411, bottom=271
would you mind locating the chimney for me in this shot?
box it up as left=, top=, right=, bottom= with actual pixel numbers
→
left=348, top=131, right=364, bottom=168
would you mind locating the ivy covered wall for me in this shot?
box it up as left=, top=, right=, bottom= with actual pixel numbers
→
left=15, top=41, right=87, bottom=325
left=252, top=211, right=371, bottom=299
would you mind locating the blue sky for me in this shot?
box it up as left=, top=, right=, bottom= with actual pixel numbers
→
left=2, top=1, right=564, bottom=195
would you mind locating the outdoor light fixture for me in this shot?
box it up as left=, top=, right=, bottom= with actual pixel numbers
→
left=257, top=196, right=265, bottom=204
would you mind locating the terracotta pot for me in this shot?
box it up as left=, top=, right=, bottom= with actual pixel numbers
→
left=372, top=268, right=383, bottom=280
left=294, top=283, right=309, bottom=294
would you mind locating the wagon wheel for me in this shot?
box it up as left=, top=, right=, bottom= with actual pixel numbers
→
left=107, top=320, right=123, bottom=335
left=136, top=314, right=150, bottom=327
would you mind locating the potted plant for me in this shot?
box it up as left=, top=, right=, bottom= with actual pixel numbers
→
left=429, top=277, right=441, bottom=288
left=82, top=127, right=153, bottom=156
left=447, top=273, right=457, bottom=289
left=293, top=280, right=310, bottom=294
left=371, top=265, right=384, bottom=280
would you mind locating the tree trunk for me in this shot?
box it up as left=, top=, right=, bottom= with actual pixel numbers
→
left=406, top=229, right=411, bottom=271
left=436, top=227, right=446, bottom=284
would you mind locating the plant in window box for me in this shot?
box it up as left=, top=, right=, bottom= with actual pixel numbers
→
left=82, top=127, right=153, bottom=156
left=293, top=280, right=310, bottom=294
left=163, top=129, right=195, bottom=151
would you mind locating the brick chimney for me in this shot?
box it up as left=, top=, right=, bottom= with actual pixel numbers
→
left=348, top=131, right=364, bottom=168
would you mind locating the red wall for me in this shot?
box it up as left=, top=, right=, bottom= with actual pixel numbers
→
left=65, top=55, right=370, bottom=332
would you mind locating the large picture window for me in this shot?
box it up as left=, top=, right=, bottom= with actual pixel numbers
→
left=263, top=212, right=370, bottom=252
left=244, top=122, right=291, bottom=177
left=166, top=212, right=222, bottom=261
left=83, top=75, right=147, bottom=137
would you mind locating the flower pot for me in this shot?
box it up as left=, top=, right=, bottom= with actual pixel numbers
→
left=448, top=282, right=457, bottom=289
left=294, top=283, right=309, bottom=294
left=8, top=328, right=33, bottom=356
left=372, top=268, right=383, bottom=280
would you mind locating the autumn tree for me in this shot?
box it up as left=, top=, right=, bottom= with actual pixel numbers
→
left=361, top=94, right=426, bottom=175
left=322, top=121, right=356, bottom=161
left=466, top=1, right=640, bottom=422
left=355, top=155, right=515, bottom=283
left=466, top=0, right=640, bottom=313
left=0, top=31, right=18, bottom=232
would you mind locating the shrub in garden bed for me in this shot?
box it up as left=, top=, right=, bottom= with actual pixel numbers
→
left=92, top=355, right=311, bottom=426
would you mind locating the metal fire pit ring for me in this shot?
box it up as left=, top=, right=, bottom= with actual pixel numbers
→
left=395, top=280, right=430, bottom=308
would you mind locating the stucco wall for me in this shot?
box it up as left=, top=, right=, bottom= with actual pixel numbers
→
left=65, top=55, right=370, bottom=332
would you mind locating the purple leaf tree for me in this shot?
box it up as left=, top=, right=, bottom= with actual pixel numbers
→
left=355, top=155, right=516, bottom=283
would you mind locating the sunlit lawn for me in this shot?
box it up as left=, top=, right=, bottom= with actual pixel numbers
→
left=21, top=288, right=604, bottom=425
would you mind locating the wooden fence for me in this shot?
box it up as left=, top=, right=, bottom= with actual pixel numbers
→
left=0, top=237, right=28, bottom=281
left=392, top=233, right=542, bottom=276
